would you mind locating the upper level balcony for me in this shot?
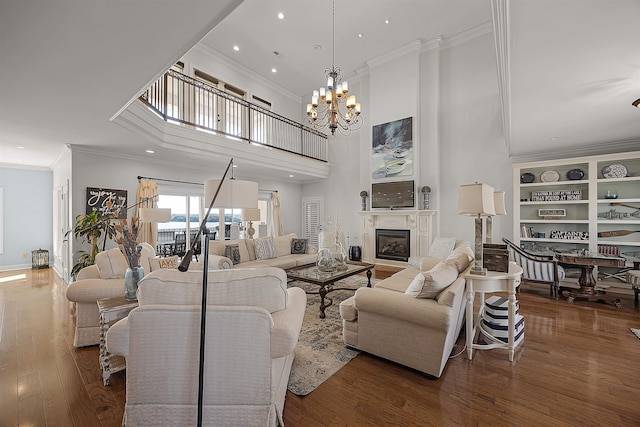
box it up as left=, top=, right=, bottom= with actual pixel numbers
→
left=113, top=69, right=330, bottom=180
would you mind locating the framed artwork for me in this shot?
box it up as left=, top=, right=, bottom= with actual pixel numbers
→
left=371, top=117, right=413, bottom=179
left=86, top=187, right=127, bottom=219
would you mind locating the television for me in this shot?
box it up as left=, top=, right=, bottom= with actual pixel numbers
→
left=371, top=180, right=415, bottom=209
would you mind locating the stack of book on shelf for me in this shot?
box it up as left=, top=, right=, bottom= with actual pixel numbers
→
left=520, top=225, right=536, bottom=238
left=481, top=296, right=525, bottom=347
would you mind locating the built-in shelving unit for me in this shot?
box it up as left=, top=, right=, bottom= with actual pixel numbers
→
left=513, top=151, right=640, bottom=293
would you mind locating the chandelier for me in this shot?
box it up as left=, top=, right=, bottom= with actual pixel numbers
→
left=306, top=0, right=362, bottom=136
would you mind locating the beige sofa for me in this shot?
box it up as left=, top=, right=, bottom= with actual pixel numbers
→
left=106, top=267, right=306, bottom=426
left=207, top=233, right=317, bottom=269
left=339, top=246, right=473, bottom=378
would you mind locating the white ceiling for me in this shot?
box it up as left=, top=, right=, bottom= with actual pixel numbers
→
left=1, top=0, right=639, bottom=171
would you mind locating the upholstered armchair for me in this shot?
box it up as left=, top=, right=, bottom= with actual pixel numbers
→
left=106, top=267, right=306, bottom=427
left=65, top=242, right=156, bottom=347
left=503, top=238, right=566, bottom=299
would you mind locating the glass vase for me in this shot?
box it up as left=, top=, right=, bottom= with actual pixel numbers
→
left=124, top=266, right=144, bottom=301
left=316, top=248, right=337, bottom=272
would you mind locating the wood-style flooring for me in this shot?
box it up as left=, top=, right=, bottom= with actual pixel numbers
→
left=1, top=267, right=639, bottom=426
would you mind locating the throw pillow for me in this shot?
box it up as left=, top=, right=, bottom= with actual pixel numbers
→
left=291, top=238, right=308, bottom=254
left=95, top=248, right=129, bottom=279
left=405, top=260, right=459, bottom=299
left=427, top=237, right=457, bottom=258
left=254, top=237, right=277, bottom=260
left=225, top=244, right=241, bottom=265
left=273, top=233, right=295, bottom=257
left=148, top=255, right=180, bottom=272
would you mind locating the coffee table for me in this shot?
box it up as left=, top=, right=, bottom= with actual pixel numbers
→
left=556, top=252, right=626, bottom=308
left=286, top=261, right=374, bottom=318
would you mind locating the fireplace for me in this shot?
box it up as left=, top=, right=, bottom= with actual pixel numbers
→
left=376, top=229, right=410, bottom=262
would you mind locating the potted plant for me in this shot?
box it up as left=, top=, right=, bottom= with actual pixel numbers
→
left=360, top=190, right=368, bottom=211
left=421, top=186, right=431, bottom=210
left=67, top=210, right=118, bottom=278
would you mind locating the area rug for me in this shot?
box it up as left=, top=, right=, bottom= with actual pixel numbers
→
left=287, top=274, right=379, bottom=396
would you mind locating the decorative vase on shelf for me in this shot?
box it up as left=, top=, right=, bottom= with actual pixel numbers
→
left=316, top=248, right=337, bottom=272
left=360, top=191, right=368, bottom=211
left=421, top=186, right=431, bottom=210
left=124, top=266, right=144, bottom=301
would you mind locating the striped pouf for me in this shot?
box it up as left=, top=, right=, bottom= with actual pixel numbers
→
left=627, top=271, right=640, bottom=307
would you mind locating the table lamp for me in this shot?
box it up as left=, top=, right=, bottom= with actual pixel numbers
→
left=458, top=182, right=496, bottom=275
left=486, top=191, right=506, bottom=243
left=242, top=208, right=261, bottom=239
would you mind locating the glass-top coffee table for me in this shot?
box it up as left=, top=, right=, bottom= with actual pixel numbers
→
left=286, top=261, right=374, bottom=318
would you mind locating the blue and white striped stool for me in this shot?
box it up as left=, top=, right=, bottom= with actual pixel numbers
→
left=627, top=271, right=640, bottom=307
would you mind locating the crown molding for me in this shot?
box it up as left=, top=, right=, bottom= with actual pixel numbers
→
left=0, top=163, right=52, bottom=172
left=193, top=43, right=302, bottom=104
left=366, top=40, right=423, bottom=69
left=509, top=138, right=640, bottom=164
left=441, top=21, right=492, bottom=50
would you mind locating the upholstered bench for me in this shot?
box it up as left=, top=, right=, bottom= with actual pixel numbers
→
left=627, top=270, right=640, bottom=307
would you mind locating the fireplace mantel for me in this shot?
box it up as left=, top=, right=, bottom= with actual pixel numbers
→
left=358, top=210, right=435, bottom=266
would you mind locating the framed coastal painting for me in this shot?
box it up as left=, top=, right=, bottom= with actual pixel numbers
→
left=371, top=117, right=413, bottom=179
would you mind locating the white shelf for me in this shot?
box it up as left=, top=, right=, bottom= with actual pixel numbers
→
left=514, top=151, right=640, bottom=253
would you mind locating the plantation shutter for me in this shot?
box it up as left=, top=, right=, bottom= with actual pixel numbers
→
left=302, top=197, right=323, bottom=248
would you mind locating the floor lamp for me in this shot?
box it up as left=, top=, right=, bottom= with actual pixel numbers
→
left=485, top=191, right=506, bottom=243
left=177, top=158, right=257, bottom=427
left=458, top=183, right=496, bottom=275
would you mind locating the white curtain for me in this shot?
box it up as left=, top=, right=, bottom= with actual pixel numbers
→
left=136, top=179, right=159, bottom=247
left=270, top=191, right=284, bottom=236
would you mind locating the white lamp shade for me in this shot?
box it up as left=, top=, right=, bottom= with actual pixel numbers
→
left=457, top=183, right=496, bottom=216
left=493, top=191, right=507, bottom=216
left=138, top=208, right=171, bottom=223
left=242, top=208, right=261, bottom=221
left=204, top=179, right=258, bottom=209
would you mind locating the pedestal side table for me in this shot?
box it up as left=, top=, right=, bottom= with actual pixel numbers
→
left=97, top=295, right=138, bottom=385
left=465, top=263, right=523, bottom=362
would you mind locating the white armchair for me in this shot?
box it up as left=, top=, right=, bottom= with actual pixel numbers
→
left=106, top=267, right=306, bottom=426
left=65, top=242, right=156, bottom=347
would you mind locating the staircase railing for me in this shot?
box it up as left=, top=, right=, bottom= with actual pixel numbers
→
left=139, top=69, right=328, bottom=162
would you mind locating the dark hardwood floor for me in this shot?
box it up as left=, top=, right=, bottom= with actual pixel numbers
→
left=1, top=267, right=639, bottom=426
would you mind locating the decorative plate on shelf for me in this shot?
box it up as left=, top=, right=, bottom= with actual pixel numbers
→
left=520, top=172, right=535, bottom=184
left=540, top=170, right=559, bottom=182
left=566, top=168, right=585, bottom=180
left=602, top=164, right=627, bottom=179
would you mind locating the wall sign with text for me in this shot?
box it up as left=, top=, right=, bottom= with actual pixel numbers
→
left=530, top=190, right=582, bottom=201
left=86, top=187, right=127, bottom=219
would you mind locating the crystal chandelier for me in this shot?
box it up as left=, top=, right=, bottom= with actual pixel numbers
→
left=306, top=0, right=362, bottom=136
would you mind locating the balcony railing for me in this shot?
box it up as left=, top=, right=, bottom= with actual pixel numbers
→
left=139, top=69, right=328, bottom=162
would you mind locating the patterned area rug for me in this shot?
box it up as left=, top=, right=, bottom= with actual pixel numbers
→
left=287, top=274, right=379, bottom=396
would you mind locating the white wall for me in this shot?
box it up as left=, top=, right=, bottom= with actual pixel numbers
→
left=303, top=31, right=514, bottom=251
left=69, top=150, right=305, bottom=252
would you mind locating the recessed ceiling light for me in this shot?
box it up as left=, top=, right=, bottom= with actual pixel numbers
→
left=233, top=45, right=240, bottom=51
left=271, top=68, right=277, bottom=73
left=385, top=19, right=390, bottom=24
left=550, top=137, right=559, bottom=141
left=146, top=150, right=155, bottom=154
left=358, top=33, right=363, bottom=38
left=16, top=146, right=25, bottom=149
left=232, top=164, right=238, bottom=168
left=289, top=174, right=294, bottom=178
left=277, top=12, right=285, bottom=20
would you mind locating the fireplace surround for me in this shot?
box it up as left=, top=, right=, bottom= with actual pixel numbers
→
left=358, top=210, right=435, bottom=266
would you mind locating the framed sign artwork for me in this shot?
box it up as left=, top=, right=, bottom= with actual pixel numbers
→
left=86, top=187, right=127, bottom=219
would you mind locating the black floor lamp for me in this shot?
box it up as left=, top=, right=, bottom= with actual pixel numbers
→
left=177, top=158, right=258, bottom=426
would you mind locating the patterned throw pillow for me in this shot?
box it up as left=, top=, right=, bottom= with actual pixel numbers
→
left=225, top=244, right=241, bottom=265
left=254, top=237, right=277, bottom=260
left=148, top=255, right=180, bottom=272
left=291, top=238, right=308, bottom=254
